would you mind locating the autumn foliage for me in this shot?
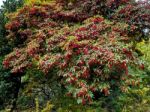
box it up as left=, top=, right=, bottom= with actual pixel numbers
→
left=3, top=0, right=149, bottom=104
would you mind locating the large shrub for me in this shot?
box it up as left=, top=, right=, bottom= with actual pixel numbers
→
left=3, top=0, right=147, bottom=104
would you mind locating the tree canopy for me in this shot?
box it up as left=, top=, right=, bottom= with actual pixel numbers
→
left=0, top=0, right=150, bottom=111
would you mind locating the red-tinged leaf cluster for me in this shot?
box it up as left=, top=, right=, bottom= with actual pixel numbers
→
left=3, top=1, right=146, bottom=104
left=57, top=0, right=150, bottom=30
left=111, top=0, right=150, bottom=30
left=3, top=48, right=31, bottom=73
left=5, top=20, right=21, bottom=31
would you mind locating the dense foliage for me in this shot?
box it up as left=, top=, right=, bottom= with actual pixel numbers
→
left=0, top=0, right=24, bottom=111
left=0, top=0, right=24, bottom=54
left=0, top=0, right=150, bottom=111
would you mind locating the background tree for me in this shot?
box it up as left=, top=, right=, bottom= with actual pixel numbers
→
left=0, top=0, right=24, bottom=110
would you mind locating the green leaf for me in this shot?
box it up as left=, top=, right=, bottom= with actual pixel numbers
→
left=89, top=91, right=94, bottom=98
left=77, top=98, right=82, bottom=104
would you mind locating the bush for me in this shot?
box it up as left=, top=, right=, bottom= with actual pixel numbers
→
left=1, top=0, right=150, bottom=111
left=3, top=3, right=145, bottom=104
